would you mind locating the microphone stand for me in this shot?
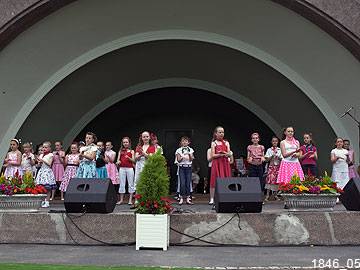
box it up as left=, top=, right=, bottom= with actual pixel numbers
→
left=342, top=110, right=360, bottom=164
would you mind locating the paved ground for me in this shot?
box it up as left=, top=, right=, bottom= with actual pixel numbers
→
left=0, top=244, right=359, bottom=268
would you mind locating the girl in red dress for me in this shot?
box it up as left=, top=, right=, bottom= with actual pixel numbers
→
left=209, top=126, right=232, bottom=205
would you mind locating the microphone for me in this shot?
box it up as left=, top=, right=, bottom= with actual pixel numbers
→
left=340, top=107, right=353, bottom=118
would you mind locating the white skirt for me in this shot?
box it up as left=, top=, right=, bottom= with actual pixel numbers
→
left=331, top=171, right=350, bottom=189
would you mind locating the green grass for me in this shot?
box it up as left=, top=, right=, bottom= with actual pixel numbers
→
left=0, top=264, right=193, bottom=270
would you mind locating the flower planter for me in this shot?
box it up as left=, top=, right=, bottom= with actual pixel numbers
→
left=136, top=213, right=169, bottom=250
left=0, top=194, right=47, bottom=212
left=281, top=193, right=340, bottom=211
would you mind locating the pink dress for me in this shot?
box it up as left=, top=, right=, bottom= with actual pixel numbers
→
left=348, top=149, right=359, bottom=179
left=210, top=140, right=231, bottom=188
left=60, top=154, right=80, bottom=192
left=4, top=151, right=22, bottom=178
left=277, top=139, right=304, bottom=184
left=52, top=151, right=65, bottom=182
left=105, top=150, right=119, bottom=185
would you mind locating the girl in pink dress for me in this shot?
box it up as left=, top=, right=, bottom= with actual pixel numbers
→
left=343, top=139, right=359, bottom=179
left=60, top=142, right=80, bottom=200
left=105, top=141, right=119, bottom=189
left=277, top=127, right=304, bottom=184
left=51, top=141, right=65, bottom=200
left=3, top=139, right=22, bottom=178
left=209, top=126, right=232, bottom=205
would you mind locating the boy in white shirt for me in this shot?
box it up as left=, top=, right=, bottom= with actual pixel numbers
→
left=175, top=136, right=195, bottom=205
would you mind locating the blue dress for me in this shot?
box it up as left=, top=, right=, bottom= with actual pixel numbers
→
left=77, top=159, right=97, bottom=178
left=76, top=144, right=97, bottom=178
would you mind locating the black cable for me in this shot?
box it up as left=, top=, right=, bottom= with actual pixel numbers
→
left=170, top=213, right=238, bottom=245
left=64, top=212, right=135, bottom=246
left=237, top=212, right=242, bottom=230
left=61, top=213, right=80, bottom=245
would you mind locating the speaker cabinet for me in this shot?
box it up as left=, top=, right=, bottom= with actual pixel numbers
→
left=340, top=178, right=360, bottom=211
left=64, top=178, right=117, bottom=213
left=215, top=177, right=263, bottom=213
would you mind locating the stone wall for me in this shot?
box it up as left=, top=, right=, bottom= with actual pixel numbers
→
left=1, top=212, right=360, bottom=246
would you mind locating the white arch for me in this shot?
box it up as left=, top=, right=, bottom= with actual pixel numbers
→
left=1, top=30, right=350, bottom=160
left=63, top=78, right=283, bottom=146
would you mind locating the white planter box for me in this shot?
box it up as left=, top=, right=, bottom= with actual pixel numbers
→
left=136, top=213, right=169, bottom=250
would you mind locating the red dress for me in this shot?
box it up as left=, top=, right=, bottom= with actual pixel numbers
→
left=210, top=140, right=231, bottom=188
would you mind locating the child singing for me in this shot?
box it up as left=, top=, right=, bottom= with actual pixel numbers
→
left=331, top=137, right=350, bottom=189
left=247, top=133, right=265, bottom=189
left=105, top=141, right=119, bottom=186
left=277, top=126, right=304, bottom=184
left=36, top=141, right=57, bottom=208
left=21, top=142, right=36, bottom=176
left=175, top=136, right=195, bottom=205
left=134, top=131, right=156, bottom=191
left=77, top=132, right=98, bottom=178
left=299, top=133, right=318, bottom=176
left=264, top=136, right=282, bottom=201
left=209, top=126, right=232, bottom=205
left=96, top=141, right=108, bottom=178
left=3, top=139, right=22, bottom=178
left=59, top=142, right=80, bottom=200
left=343, top=139, right=359, bottom=179
left=117, top=137, right=135, bottom=205
left=52, top=141, right=65, bottom=200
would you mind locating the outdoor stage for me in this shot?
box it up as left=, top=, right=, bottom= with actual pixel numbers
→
left=0, top=195, right=359, bottom=247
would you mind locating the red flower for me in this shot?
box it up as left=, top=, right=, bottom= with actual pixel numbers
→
left=140, top=201, right=145, bottom=206
left=134, top=194, right=142, bottom=199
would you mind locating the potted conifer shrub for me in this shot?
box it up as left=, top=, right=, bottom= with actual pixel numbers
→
left=134, top=150, right=172, bottom=250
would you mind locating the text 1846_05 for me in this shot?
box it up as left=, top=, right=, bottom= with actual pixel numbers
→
left=312, top=259, right=360, bottom=269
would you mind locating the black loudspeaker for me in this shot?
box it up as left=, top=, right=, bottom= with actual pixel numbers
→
left=215, top=177, right=263, bottom=213
left=64, top=178, right=117, bottom=213
left=339, top=178, right=360, bottom=211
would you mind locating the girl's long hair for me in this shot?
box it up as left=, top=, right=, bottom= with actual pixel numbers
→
left=334, top=137, right=343, bottom=148
left=136, top=131, right=151, bottom=152
left=120, top=137, right=132, bottom=152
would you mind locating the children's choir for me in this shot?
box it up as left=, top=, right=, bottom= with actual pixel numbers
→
left=2, top=126, right=359, bottom=207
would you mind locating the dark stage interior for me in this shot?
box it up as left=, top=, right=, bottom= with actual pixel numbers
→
left=76, top=87, right=274, bottom=191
